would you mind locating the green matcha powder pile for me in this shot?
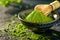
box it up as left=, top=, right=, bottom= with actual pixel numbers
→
left=25, top=10, right=53, bottom=23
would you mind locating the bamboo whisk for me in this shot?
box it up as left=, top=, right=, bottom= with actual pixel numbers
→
left=34, top=1, right=60, bottom=16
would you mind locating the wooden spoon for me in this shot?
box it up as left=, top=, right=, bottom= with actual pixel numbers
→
left=34, top=0, right=60, bottom=16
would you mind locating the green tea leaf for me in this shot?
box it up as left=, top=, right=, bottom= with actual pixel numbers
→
left=0, top=0, right=22, bottom=7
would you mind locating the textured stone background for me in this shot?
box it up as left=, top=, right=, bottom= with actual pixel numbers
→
left=0, top=0, right=60, bottom=40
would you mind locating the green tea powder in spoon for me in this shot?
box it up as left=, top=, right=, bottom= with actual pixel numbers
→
left=25, top=10, right=53, bottom=23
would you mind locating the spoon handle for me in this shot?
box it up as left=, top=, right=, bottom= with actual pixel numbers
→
left=50, top=0, right=60, bottom=11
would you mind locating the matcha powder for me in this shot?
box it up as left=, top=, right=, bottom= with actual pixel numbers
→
left=25, top=10, right=53, bottom=23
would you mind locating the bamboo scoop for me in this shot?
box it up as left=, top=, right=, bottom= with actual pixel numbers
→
left=34, top=0, right=60, bottom=16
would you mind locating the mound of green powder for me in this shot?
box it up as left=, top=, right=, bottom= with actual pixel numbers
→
left=25, top=10, right=53, bottom=23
